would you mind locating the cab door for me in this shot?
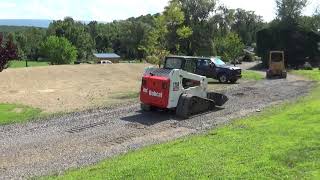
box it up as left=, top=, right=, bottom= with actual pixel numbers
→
left=196, top=59, right=214, bottom=78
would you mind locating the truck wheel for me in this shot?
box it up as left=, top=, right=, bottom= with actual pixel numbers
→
left=266, top=71, right=271, bottom=79
left=140, top=103, right=151, bottom=111
left=282, top=72, right=287, bottom=79
left=229, top=79, right=237, bottom=84
left=218, top=74, right=228, bottom=83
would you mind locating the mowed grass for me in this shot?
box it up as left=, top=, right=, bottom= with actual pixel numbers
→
left=0, top=104, right=42, bottom=125
left=8, top=60, right=49, bottom=68
left=242, top=70, right=264, bottom=80
left=293, top=69, right=320, bottom=81
left=47, top=70, right=320, bottom=179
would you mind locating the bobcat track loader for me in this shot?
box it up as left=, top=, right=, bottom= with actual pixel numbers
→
left=140, top=57, right=228, bottom=119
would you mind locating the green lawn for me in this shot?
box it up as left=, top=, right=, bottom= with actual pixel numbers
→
left=8, top=60, right=50, bottom=68
left=293, top=69, right=320, bottom=81
left=242, top=70, right=264, bottom=80
left=47, top=70, right=320, bottom=179
left=0, top=104, right=42, bottom=125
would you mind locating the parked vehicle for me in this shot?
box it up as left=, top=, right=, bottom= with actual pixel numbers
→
left=98, top=60, right=113, bottom=64
left=164, top=56, right=242, bottom=83
left=266, top=51, right=287, bottom=79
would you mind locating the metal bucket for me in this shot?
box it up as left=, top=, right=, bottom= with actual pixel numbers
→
left=207, top=92, right=229, bottom=106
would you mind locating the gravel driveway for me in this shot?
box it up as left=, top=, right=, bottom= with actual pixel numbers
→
left=0, top=74, right=314, bottom=179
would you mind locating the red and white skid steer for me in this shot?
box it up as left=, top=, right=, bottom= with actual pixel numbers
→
left=140, top=57, right=229, bottom=119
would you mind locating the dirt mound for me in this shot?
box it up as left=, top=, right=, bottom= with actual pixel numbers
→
left=0, top=64, right=150, bottom=112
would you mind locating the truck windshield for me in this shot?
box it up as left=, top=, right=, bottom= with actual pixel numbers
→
left=213, top=58, right=226, bottom=66
left=164, top=58, right=183, bottom=69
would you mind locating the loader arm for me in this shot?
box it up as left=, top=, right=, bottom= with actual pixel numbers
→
left=177, top=70, right=208, bottom=89
left=175, top=69, right=208, bottom=99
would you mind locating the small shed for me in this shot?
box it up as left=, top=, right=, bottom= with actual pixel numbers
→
left=94, top=53, right=121, bottom=63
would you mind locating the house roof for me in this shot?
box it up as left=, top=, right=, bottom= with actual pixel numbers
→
left=94, top=53, right=120, bottom=59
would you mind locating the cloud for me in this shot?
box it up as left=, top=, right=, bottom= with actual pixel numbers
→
left=0, top=2, right=16, bottom=8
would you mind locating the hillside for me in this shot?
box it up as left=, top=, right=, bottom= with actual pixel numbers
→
left=0, top=19, right=51, bottom=28
left=0, top=25, right=45, bottom=33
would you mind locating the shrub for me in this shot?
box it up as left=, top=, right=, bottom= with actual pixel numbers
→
left=146, top=55, right=160, bottom=65
left=214, top=32, right=244, bottom=62
left=145, top=49, right=170, bottom=67
left=41, top=36, right=77, bottom=65
left=242, top=53, right=254, bottom=62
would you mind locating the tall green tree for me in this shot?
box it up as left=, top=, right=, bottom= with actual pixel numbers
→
left=41, top=36, right=77, bottom=65
left=163, top=0, right=193, bottom=54
left=276, top=0, right=308, bottom=27
left=139, top=15, right=170, bottom=65
left=13, top=28, right=46, bottom=60
left=179, top=0, right=217, bottom=55
left=210, top=6, right=235, bottom=36
left=47, top=17, right=94, bottom=61
left=231, top=9, right=264, bottom=45
left=214, top=32, right=244, bottom=62
left=300, top=8, right=320, bottom=31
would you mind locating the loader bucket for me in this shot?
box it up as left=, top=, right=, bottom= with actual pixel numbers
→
left=207, top=92, right=229, bottom=106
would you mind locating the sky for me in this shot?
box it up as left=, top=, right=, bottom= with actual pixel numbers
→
left=0, top=0, right=318, bottom=22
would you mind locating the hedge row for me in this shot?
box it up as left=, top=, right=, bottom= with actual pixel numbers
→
left=257, top=28, right=320, bottom=67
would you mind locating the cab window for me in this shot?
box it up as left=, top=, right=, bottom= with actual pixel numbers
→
left=197, top=59, right=210, bottom=68
left=164, top=58, right=183, bottom=69
left=271, top=53, right=283, bottom=62
left=183, top=59, right=197, bottom=73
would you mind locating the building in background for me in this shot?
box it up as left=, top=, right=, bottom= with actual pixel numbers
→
left=94, top=53, right=121, bottom=64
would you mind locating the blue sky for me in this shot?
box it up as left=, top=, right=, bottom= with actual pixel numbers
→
left=0, top=0, right=318, bottom=22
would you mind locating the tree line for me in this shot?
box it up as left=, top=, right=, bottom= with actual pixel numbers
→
left=257, top=0, right=320, bottom=67
left=0, top=0, right=319, bottom=66
left=1, top=0, right=265, bottom=65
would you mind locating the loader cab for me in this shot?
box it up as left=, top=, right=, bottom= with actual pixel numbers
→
left=164, top=56, right=197, bottom=73
left=266, top=51, right=287, bottom=79
left=164, top=56, right=200, bottom=89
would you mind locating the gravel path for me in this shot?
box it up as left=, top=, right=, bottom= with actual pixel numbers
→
left=0, top=74, right=314, bottom=179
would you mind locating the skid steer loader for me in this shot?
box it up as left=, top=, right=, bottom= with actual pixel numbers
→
left=140, top=57, right=228, bottom=119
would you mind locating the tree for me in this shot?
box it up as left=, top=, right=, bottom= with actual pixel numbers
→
left=164, top=1, right=184, bottom=52
left=300, top=8, right=320, bottom=31
left=139, top=15, right=170, bottom=65
left=210, top=6, right=235, bottom=36
left=47, top=17, right=94, bottom=61
left=231, top=9, right=264, bottom=45
left=179, top=0, right=217, bottom=55
left=13, top=27, right=46, bottom=60
left=41, top=36, right=77, bottom=65
left=276, top=0, right=308, bottom=27
left=214, top=32, right=244, bottom=62
left=0, top=33, right=17, bottom=72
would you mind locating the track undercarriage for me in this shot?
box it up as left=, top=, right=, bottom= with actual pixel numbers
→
left=176, top=92, right=228, bottom=119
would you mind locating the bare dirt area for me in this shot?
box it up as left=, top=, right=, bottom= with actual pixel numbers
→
left=0, top=64, right=150, bottom=113
left=0, top=72, right=314, bottom=179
